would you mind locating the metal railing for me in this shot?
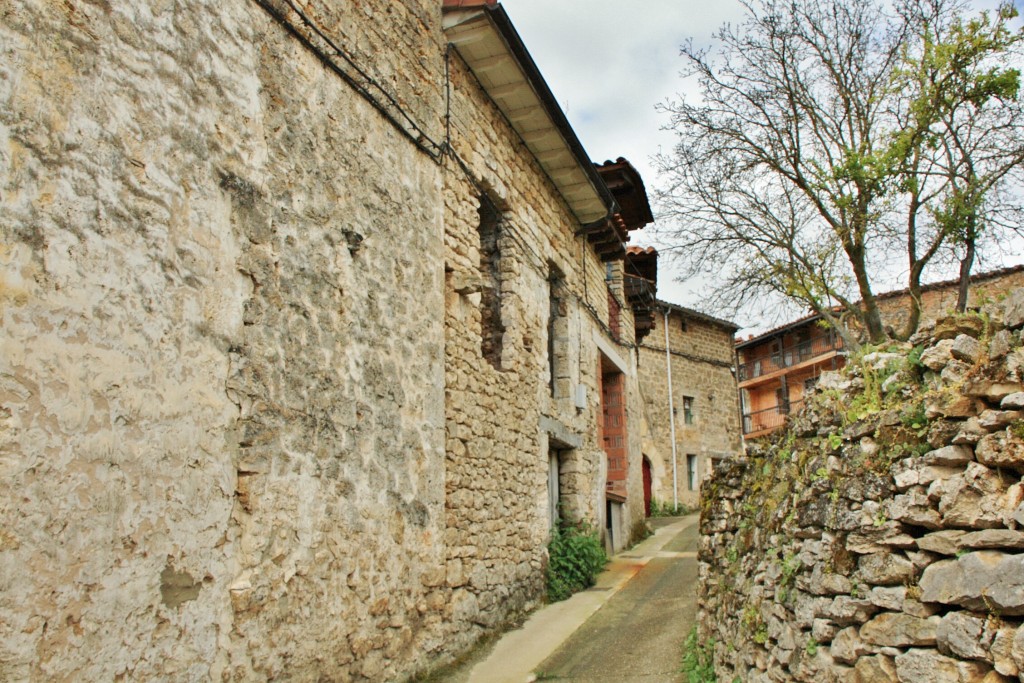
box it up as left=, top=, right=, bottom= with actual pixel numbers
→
left=741, top=400, right=805, bottom=435
left=737, top=333, right=842, bottom=382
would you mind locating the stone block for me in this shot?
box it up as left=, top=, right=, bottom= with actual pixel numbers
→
left=989, top=330, right=1015, bottom=360
left=1001, top=392, right=1024, bottom=409
left=860, top=612, right=940, bottom=647
left=964, top=381, right=1024, bottom=403
left=936, top=611, right=993, bottom=660
left=978, top=410, right=1023, bottom=431
left=827, top=596, right=879, bottom=626
left=921, top=340, right=955, bottom=370
left=895, top=648, right=991, bottom=682
left=920, top=552, right=1024, bottom=616
left=924, top=445, right=975, bottom=467
left=858, top=552, right=916, bottom=586
left=832, top=626, right=873, bottom=664
left=935, top=315, right=987, bottom=340
left=951, top=334, right=983, bottom=364
left=918, top=530, right=968, bottom=555
left=854, top=654, right=898, bottom=682
left=976, top=431, right=1024, bottom=472
left=1013, top=625, right=1024, bottom=675
left=888, top=491, right=943, bottom=529
left=989, top=626, right=1018, bottom=677
left=868, top=586, right=906, bottom=612
left=958, top=529, right=1024, bottom=551
left=1001, top=289, right=1024, bottom=329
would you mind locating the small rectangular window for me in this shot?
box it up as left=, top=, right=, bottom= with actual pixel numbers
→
left=680, top=318, right=688, bottom=332
left=686, top=454, right=697, bottom=490
left=683, top=396, right=694, bottom=425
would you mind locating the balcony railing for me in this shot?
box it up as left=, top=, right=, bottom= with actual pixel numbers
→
left=737, top=332, right=842, bottom=382
left=742, top=400, right=805, bottom=435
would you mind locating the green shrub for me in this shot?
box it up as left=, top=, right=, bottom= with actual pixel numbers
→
left=681, top=626, right=717, bottom=683
left=546, top=521, right=608, bottom=602
left=650, top=498, right=696, bottom=517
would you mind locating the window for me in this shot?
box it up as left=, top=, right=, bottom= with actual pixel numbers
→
left=548, top=265, right=567, bottom=397
left=680, top=318, right=688, bottom=332
left=686, top=454, right=697, bottom=490
left=478, top=194, right=504, bottom=369
left=682, top=396, right=695, bottom=425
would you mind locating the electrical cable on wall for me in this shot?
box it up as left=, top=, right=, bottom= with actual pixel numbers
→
left=251, top=0, right=635, bottom=350
left=251, top=0, right=445, bottom=161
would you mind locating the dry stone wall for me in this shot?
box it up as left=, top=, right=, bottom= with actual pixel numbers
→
left=699, top=289, right=1024, bottom=682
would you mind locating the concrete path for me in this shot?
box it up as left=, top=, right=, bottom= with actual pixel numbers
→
left=454, top=514, right=699, bottom=683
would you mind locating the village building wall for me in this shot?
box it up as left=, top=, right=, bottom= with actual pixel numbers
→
left=0, top=0, right=647, bottom=679
left=440, top=47, right=646, bottom=653
left=637, top=306, right=742, bottom=508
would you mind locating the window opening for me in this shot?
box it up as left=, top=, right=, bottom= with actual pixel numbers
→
left=682, top=396, right=695, bottom=425
left=478, top=194, right=504, bottom=369
left=686, top=454, right=698, bottom=490
left=548, top=265, right=567, bottom=397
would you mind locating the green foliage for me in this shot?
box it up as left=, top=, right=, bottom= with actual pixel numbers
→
left=681, top=626, right=717, bottom=683
left=1010, top=420, right=1024, bottom=440
left=650, top=498, right=696, bottom=517
left=826, top=432, right=844, bottom=451
left=546, top=521, right=608, bottom=602
left=805, top=638, right=819, bottom=657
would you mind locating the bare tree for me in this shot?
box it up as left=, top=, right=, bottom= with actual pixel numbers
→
left=657, top=0, right=1024, bottom=345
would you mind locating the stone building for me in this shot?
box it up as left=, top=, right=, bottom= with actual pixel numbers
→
left=0, top=0, right=654, bottom=680
left=737, top=264, right=1024, bottom=439
left=635, top=293, right=744, bottom=509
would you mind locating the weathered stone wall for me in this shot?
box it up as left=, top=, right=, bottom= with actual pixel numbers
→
left=0, top=1, right=651, bottom=679
left=699, top=290, right=1024, bottom=682
left=442, top=46, right=646, bottom=610
left=1, top=1, right=444, bottom=680
left=638, top=308, right=741, bottom=507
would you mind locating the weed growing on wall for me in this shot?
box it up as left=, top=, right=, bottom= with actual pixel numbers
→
left=546, top=521, right=608, bottom=602
left=681, top=626, right=717, bottom=683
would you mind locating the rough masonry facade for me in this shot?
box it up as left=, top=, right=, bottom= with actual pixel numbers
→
left=638, top=304, right=743, bottom=508
left=0, top=0, right=648, bottom=680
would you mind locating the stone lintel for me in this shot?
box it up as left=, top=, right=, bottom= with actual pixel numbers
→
left=541, top=416, right=583, bottom=450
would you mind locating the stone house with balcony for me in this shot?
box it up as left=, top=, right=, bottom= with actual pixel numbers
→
left=0, top=0, right=659, bottom=680
left=737, top=264, right=1024, bottom=439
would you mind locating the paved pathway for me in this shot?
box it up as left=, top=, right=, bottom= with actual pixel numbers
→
left=447, top=514, right=699, bottom=683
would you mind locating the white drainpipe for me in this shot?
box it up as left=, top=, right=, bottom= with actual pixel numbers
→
left=664, top=307, right=678, bottom=509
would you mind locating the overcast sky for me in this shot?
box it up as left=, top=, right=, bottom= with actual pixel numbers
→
left=501, top=0, right=1021, bottom=333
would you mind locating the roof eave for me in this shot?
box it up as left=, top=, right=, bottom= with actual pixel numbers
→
left=656, top=299, right=740, bottom=333
left=442, top=4, right=617, bottom=225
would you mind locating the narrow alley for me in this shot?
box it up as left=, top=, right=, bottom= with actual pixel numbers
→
left=440, top=514, right=700, bottom=683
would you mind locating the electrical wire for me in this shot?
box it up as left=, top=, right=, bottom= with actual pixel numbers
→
left=250, top=0, right=637, bottom=349
left=251, top=0, right=445, bottom=162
